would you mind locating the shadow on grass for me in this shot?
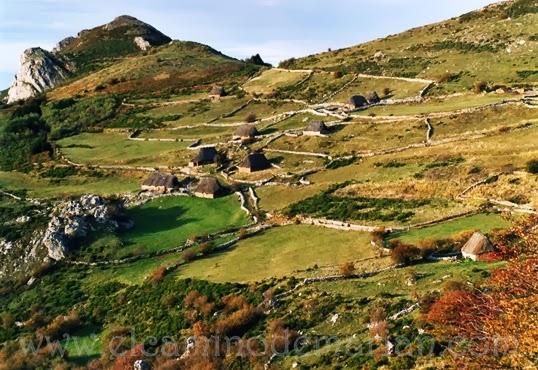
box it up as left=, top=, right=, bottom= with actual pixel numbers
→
left=122, top=205, right=198, bottom=239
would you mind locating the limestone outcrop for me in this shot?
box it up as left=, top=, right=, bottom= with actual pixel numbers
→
left=42, top=195, right=129, bottom=260
left=6, top=48, right=69, bottom=104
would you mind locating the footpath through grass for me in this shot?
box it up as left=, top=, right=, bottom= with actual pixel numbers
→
left=177, top=224, right=374, bottom=282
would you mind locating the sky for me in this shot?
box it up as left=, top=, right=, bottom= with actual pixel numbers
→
left=0, top=0, right=498, bottom=89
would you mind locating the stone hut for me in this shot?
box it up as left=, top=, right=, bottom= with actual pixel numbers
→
left=461, top=232, right=495, bottom=261
left=194, top=177, right=223, bottom=199
left=349, top=95, right=368, bottom=109
left=238, top=153, right=272, bottom=173
left=189, top=146, right=219, bottom=167
left=365, top=91, right=380, bottom=104
left=233, top=124, right=259, bottom=140
left=303, top=121, right=330, bottom=136
left=141, top=172, right=180, bottom=193
left=209, top=86, right=225, bottom=97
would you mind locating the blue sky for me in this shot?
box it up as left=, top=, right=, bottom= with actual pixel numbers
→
left=0, top=0, right=497, bottom=89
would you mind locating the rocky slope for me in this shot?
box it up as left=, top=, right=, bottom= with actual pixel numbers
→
left=6, top=15, right=172, bottom=103
left=0, top=195, right=131, bottom=280
left=6, top=48, right=69, bottom=103
left=43, top=194, right=130, bottom=260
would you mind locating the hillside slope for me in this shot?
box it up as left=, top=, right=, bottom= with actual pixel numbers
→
left=48, top=40, right=256, bottom=99
left=54, top=15, right=172, bottom=73
left=284, top=0, right=538, bottom=93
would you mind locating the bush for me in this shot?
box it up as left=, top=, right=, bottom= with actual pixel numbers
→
left=245, top=113, right=257, bottom=123
left=339, top=262, right=355, bottom=277
left=0, top=113, right=51, bottom=171
left=473, top=80, right=488, bottom=93
left=526, top=159, right=538, bottom=174
left=390, top=242, right=422, bottom=265
left=149, top=266, right=167, bottom=283
left=182, top=249, right=198, bottom=262
left=265, top=319, right=300, bottom=354
left=215, top=304, right=260, bottom=336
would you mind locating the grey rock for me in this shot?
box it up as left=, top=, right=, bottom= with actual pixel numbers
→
left=7, top=48, right=69, bottom=103
left=53, top=36, right=76, bottom=53
left=134, top=36, right=152, bottom=51
left=42, top=195, right=126, bottom=261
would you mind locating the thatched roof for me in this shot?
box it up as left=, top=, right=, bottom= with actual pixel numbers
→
left=365, top=91, right=380, bottom=104
left=234, top=124, right=259, bottom=138
left=142, top=172, right=179, bottom=189
left=305, top=121, right=329, bottom=134
left=462, top=232, right=494, bottom=256
left=239, top=153, right=271, bottom=171
left=191, top=146, right=218, bottom=165
left=209, top=86, right=225, bottom=97
left=349, top=95, right=368, bottom=108
left=195, top=177, right=222, bottom=195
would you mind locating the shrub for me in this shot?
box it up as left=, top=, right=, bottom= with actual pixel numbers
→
left=198, top=242, right=213, bottom=255
left=473, top=80, right=488, bottom=93
left=265, top=319, right=300, bottom=354
left=182, top=249, right=198, bottom=262
left=0, top=114, right=51, bottom=171
left=390, top=242, right=422, bottom=265
left=245, top=113, right=257, bottom=123
left=526, top=159, right=538, bottom=174
left=437, top=72, right=459, bottom=83
left=339, top=262, right=355, bottom=277
left=215, top=304, right=260, bottom=336
left=370, top=227, right=387, bottom=244
left=149, top=266, right=167, bottom=283
left=36, top=310, right=81, bottom=340
left=238, top=228, right=248, bottom=240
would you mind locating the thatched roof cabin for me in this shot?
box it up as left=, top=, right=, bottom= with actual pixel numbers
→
left=142, top=172, right=180, bottom=193
left=189, top=146, right=219, bottom=167
left=365, top=91, right=380, bottom=104
left=349, top=95, right=368, bottom=109
left=194, top=177, right=223, bottom=199
left=238, top=153, right=271, bottom=173
left=303, top=121, right=329, bottom=136
left=233, top=124, right=259, bottom=140
left=461, top=232, right=495, bottom=261
left=209, top=86, right=225, bottom=97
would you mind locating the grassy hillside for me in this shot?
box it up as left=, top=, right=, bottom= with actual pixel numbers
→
left=284, top=0, right=538, bottom=93
left=49, top=41, right=258, bottom=100
left=56, top=15, right=171, bottom=74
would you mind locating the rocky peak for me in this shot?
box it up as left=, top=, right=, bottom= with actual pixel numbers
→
left=105, top=15, right=149, bottom=30
left=7, top=47, right=69, bottom=104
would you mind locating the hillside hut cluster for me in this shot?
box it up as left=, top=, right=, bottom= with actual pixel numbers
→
left=209, top=85, right=226, bottom=98
left=193, top=177, right=224, bottom=198
left=141, top=172, right=180, bottom=193
left=238, top=152, right=272, bottom=173
left=141, top=172, right=226, bottom=199
left=233, top=124, right=260, bottom=141
left=189, top=146, right=220, bottom=167
left=303, top=121, right=330, bottom=136
left=348, top=90, right=381, bottom=109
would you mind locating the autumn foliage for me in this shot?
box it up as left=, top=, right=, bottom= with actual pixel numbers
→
left=424, top=216, right=538, bottom=368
